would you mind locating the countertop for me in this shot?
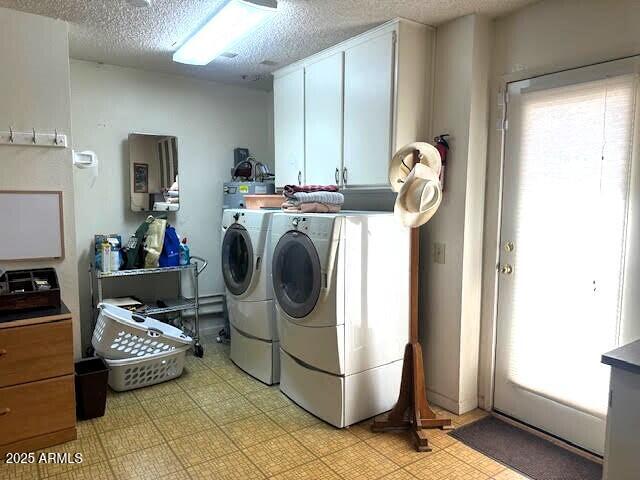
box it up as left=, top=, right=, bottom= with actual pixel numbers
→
left=0, top=302, right=70, bottom=326
left=602, top=340, right=640, bottom=375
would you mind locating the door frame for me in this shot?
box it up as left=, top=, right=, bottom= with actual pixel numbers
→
left=479, top=54, right=640, bottom=415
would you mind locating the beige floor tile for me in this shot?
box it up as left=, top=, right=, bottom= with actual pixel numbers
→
left=200, top=395, right=262, bottom=426
left=168, top=426, right=237, bottom=468
left=446, top=442, right=506, bottom=477
left=99, top=422, right=164, bottom=459
left=154, top=408, right=216, bottom=441
left=109, top=444, right=182, bottom=480
left=425, top=428, right=458, bottom=449
left=37, top=436, right=106, bottom=478
left=187, top=451, right=265, bottom=480
left=245, top=387, right=291, bottom=412
left=266, top=404, right=321, bottom=432
left=225, top=373, right=270, bottom=395
left=321, top=442, right=398, bottom=480
left=270, top=459, right=341, bottom=480
left=213, top=364, right=248, bottom=381
left=185, top=381, right=241, bottom=407
left=404, top=450, right=489, bottom=480
left=291, top=422, right=360, bottom=457
left=221, top=413, right=286, bottom=449
left=202, top=352, right=234, bottom=369
left=176, top=367, right=224, bottom=391
left=183, top=354, right=212, bottom=372
left=366, top=431, right=437, bottom=467
left=158, top=470, right=191, bottom=480
left=347, top=416, right=380, bottom=440
left=243, top=434, right=316, bottom=477
left=380, top=470, right=418, bottom=480
left=106, top=389, right=140, bottom=409
left=133, top=381, right=184, bottom=402
left=492, top=469, right=529, bottom=480
left=0, top=461, right=40, bottom=480
left=45, top=461, right=114, bottom=480
left=453, top=409, right=490, bottom=428
left=90, top=402, right=151, bottom=434
left=140, top=390, right=198, bottom=419
left=75, top=419, right=97, bottom=439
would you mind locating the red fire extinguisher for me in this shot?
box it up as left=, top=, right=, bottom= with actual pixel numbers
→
left=434, top=134, right=450, bottom=192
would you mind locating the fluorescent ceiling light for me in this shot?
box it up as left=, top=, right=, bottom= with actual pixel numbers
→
left=173, top=0, right=277, bottom=66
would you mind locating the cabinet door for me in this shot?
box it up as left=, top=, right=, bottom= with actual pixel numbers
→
left=305, top=52, right=344, bottom=187
left=343, top=32, right=395, bottom=187
left=274, top=68, right=305, bottom=187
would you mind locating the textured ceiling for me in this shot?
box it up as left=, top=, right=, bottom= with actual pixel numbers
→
left=0, top=0, right=535, bottom=90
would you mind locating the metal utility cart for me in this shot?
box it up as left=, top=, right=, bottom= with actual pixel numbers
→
left=90, top=256, right=208, bottom=357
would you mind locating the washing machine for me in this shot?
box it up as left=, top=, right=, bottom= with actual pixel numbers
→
left=221, top=209, right=279, bottom=384
left=270, top=211, right=410, bottom=427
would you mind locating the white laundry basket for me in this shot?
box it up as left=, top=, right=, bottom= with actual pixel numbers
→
left=92, top=303, right=192, bottom=359
left=105, top=347, right=189, bottom=392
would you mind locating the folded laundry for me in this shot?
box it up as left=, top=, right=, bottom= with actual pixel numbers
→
left=283, top=184, right=340, bottom=198
left=290, top=191, right=344, bottom=205
left=282, top=201, right=342, bottom=213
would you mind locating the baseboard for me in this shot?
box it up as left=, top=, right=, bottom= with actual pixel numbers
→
left=426, top=389, right=478, bottom=415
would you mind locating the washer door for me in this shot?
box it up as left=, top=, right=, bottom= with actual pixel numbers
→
left=221, top=224, right=254, bottom=296
left=272, top=231, right=322, bottom=319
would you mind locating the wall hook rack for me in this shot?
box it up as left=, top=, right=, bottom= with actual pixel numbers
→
left=0, top=128, right=67, bottom=148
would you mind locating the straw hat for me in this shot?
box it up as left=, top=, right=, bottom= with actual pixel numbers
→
left=389, top=143, right=443, bottom=228
left=388, top=142, right=442, bottom=193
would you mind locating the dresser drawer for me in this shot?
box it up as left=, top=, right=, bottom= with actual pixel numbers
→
left=0, top=319, right=73, bottom=387
left=0, top=375, right=76, bottom=446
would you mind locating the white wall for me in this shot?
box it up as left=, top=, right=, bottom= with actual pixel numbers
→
left=420, top=14, right=491, bottom=414
left=480, top=0, right=640, bottom=408
left=0, top=8, right=82, bottom=357
left=71, top=61, right=273, bottom=348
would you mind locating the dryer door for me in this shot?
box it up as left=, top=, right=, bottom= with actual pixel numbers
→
left=221, top=224, right=254, bottom=296
left=272, top=231, right=321, bottom=319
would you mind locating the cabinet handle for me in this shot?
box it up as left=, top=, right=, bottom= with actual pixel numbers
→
left=0, top=407, right=10, bottom=416
left=0, top=348, right=6, bottom=357
left=335, top=168, right=340, bottom=185
left=342, top=167, right=348, bottom=185
left=298, top=171, right=302, bottom=185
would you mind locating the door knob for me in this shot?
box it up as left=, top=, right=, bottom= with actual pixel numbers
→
left=499, top=264, right=513, bottom=275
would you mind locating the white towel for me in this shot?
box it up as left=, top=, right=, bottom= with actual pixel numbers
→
left=291, top=191, right=344, bottom=205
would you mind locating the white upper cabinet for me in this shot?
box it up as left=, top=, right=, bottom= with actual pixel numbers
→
left=305, top=52, right=344, bottom=187
left=343, top=32, right=395, bottom=187
left=274, top=68, right=305, bottom=188
left=273, top=19, right=432, bottom=190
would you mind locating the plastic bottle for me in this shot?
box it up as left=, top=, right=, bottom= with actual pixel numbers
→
left=101, top=240, right=111, bottom=273
left=180, top=238, right=190, bottom=265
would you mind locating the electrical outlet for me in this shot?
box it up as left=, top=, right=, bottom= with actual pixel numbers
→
left=433, top=242, right=446, bottom=265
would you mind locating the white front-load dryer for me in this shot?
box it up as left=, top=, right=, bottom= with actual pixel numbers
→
left=271, top=212, right=410, bottom=427
left=221, top=208, right=278, bottom=384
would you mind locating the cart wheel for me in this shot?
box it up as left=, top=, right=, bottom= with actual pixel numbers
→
left=194, top=343, right=204, bottom=358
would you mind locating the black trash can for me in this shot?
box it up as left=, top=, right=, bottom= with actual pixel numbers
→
left=75, top=357, right=109, bottom=420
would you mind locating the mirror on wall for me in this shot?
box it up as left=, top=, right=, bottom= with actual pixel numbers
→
left=129, top=133, right=180, bottom=212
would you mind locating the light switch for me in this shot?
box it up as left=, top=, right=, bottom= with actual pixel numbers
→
left=433, top=242, right=446, bottom=265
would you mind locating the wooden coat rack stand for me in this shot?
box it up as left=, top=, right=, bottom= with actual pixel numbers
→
left=372, top=150, right=451, bottom=451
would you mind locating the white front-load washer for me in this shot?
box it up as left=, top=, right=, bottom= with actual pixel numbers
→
left=271, top=211, right=410, bottom=427
left=221, top=208, right=278, bottom=384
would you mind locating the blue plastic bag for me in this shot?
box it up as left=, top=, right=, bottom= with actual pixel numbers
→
left=159, top=226, right=181, bottom=267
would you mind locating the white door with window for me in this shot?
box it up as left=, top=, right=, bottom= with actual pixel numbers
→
left=494, top=59, right=639, bottom=455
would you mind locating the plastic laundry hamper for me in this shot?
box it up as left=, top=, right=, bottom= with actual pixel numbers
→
left=105, top=347, right=190, bottom=392
left=92, top=304, right=193, bottom=391
left=92, top=303, right=192, bottom=359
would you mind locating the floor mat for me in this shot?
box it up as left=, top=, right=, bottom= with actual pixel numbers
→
left=449, top=416, right=602, bottom=480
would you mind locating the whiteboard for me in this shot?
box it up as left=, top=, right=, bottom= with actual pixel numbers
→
left=0, top=191, right=64, bottom=260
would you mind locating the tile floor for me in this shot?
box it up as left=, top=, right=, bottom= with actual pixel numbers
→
left=1, top=336, right=529, bottom=480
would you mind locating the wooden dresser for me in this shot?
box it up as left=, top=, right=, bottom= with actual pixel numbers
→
left=0, top=304, right=77, bottom=455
